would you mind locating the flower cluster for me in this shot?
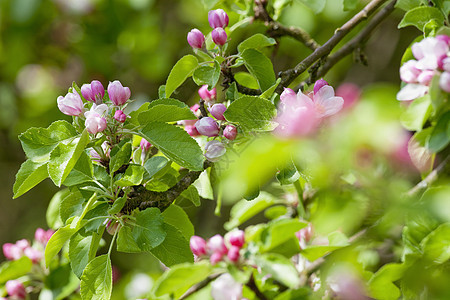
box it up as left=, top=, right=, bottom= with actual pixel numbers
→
left=57, top=80, right=131, bottom=135
left=274, top=79, right=344, bottom=138
left=187, top=9, right=229, bottom=49
left=397, top=35, right=450, bottom=101
left=2, top=228, right=53, bottom=264
left=189, top=230, right=245, bottom=265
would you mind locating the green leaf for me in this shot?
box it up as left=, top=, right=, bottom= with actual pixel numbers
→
left=165, top=55, right=199, bottom=98
left=262, top=219, right=307, bottom=253
left=398, top=6, right=444, bottom=31
left=395, top=0, right=425, bottom=11
left=368, top=263, right=405, bottom=300
left=238, top=33, right=276, bottom=53
left=153, top=262, right=212, bottom=298
left=18, top=120, right=78, bottom=161
left=132, top=207, right=166, bottom=251
left=264, top=205, right=288, bottom=220
left=114, top=164, right=145, bottom=187
left=0, top=257, right=32, bottom=284
left=241, top=49, right=276, bottom=91
left=400, top=95, right=432, bottom=131
left=174, top=185, right=201, bottom=207
left=421, top=222, right=450, bottom=264
left=63, top=151, right=94, bottom=186
left=226, top=82, right=239, bottom=102
left=301, top=245, right=343, bottom=261
left=150, top=224, right=193, bottom=266
left=260, top=78, right=281, bottom=100
left=108, top=196, right=127, bottom=215
left=192, top=62, right=221, bottom=88
left=109, top=141, right=132, bottom=175
left=298, top=0, right=326, bottom=13
left=225, top=192, right=278, bottom=230
left=276, top=161, right=300, bottom=185
left=139, top=122, right=204, bottom=171
left=59, top=189, right=85, bottom=224
left=148, top=98, right=189, bottom=109
left=256, top=253, right=300, bottom=289
left=143, top=156, right=169, bottom=179
left=80, top=255, right=112, bottom=300
left=428, top=111, right=450, bottom=153
left=343, top=0, right=358, bottom=10
left=224, top=96, right=277, bottom=131
left=235, top=72, right=259, bottom=89
left=40, top=263, right=80, bottom=300
left=69, top=229, right=103, bottom=278
left=45, top=224, right=79, bottom=267
left=48, top=129, right=90, bottom=187
left=138, top=104, right=196, bottom=124
left=13, top=159, right=48, bottom=198
left=161, top=204, right=194, bottom=240
left=47, top=189, right=68, bottom=230
left=117, top=225, right=142, bottom=253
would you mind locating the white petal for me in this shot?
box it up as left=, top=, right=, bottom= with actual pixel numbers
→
left=315, top=85, right=335, bottom=102
left=318, top=96, right=344, bottom=117
left=396, top=84, right=428, bottom=101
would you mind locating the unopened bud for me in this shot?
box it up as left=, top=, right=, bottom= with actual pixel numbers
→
left=190, top=236, right=207, bottom=257
left=6, top=280, right=26, bottom=299
left=204, top=140, right=226, bottom=162
left=227, top=230, right=245, bottom=248
left=81, top=80, right=105, bottom=104
left=212, top=28, right=227, bottom=46
left=208, top=9, right=229, bottom=29
left=223, top=125, right=237, bottom=141
left=227, top=246, right=240, bottom=262
left=187, top=29, right=205, bottom=49
left=2, top=243, right=22, bottom=260
left=106, top=220, right=121, bottom=235
left=210, top=252, right=223, bottom=265
left=108, top=80, right=131, bottom=106
left=209, top=103, right=227, bottom=120
left=140, top=138, right=152, bottom=152
left=207, top=234, right=228, bottom=255
left=35, top=228, right=54, bottom=245
left=313, top=79, right=329, bottom=94
left=114, top=110, right=127, bottom=123
left=198, top=85, right=216, bottom=102
left=185, top=125, right=200, bottom=137
left=280, top=88, right=296, bottom=103
left=24, top=247, right=43, bottom=264
left=195, top=117, right=220, bottom=137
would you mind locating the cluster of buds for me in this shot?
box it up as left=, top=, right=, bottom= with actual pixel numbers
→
left=397, top=35, right=450, bottom=100
left=2, top=228, right=54, bottom=264
left=187, top=9, right=229, bottom=49
left=274, top=79, right=344, bottom=138
left=189, top=230, right=245, bottom=265
left=57, top=80, right=131, bottom=134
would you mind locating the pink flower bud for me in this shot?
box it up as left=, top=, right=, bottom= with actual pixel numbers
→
left=436, top=35, right=450, bottom=46
left=211, top=28, right=227, bottom=46
left=207, top=234, right=228, bottom=255
left=209, top=103, right=227, bottom=120
left=187, top=29, right=205, bottom=49
left=140, top=138, right=152, bottom=152
left=15, top=239, right=30, bottom=251
left=190, top=236, right=207, bottom=256
left=417, top=70, right=435, bottom=86
left=84, top=104, right=108, bottom=134
left=208, top=9, right=229, bottom=28
left=195, top=117, right=220, bottom=137
left=35, top=228, right=54, bottom=245
left=313, top=79, right=329, bottom=94
left=440, top=71, right=450, bottom=93
left=280, top=88, right=296, bottom=103
left=223, top=125, right=237, bottom=141
left=114, top=110, right=127, bottom=123
left=81, top=80, right=105, bottom=104
left=210, top=252, right=223, bottom=265
left=107, top=80, right=131, bottom=106
left=2, top=243, right=22, bottom=260
left=106, top=220, right=121, bottom=235
left=185, top=125, right=200, bottom=137
left=204, top=140, right=226, bottom=162
left=295, top=224, right=313, bottom=243
left=24, top=247, right=43, bottom=264
left=400, top=60, right=421, bottom=83
left=6, top=280, right=26, bottom=299
left=198, top=85, right=217, bottom=102
left=227, top=230, right=245, bottom=248
left=227, top=246, right=240, bottom=262
left=57, top=91, right=84, bottom=116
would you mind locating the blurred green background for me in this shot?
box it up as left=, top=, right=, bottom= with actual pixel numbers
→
left=0, top=0, right=423, bottom=298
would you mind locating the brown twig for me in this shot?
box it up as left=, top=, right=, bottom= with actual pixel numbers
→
left=276, top=0, right=388, bottom=94
left=179, top=274, right=221, bottom=300
left=407, top=155, right=449, bottom=196
left=246, top=273, right=269, bottom=300
left=266, top=22, right=320, bottom=51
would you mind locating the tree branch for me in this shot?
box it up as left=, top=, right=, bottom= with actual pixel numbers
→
left=179, top=274, right=221, bottom=300
left=246, top=273, right=269, bottom=300
left=266, top=22, right=320, bottom=51
left=221, top=65, right=261, bottom=95
left=276, top=0, right=388, bottom=94
left=407, top=155, right=449, bottom=196
left=122, top=161, right=212, bottom=213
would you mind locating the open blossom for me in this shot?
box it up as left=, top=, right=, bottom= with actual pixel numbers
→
left=108, top=80, right=131, bottom=106
left=313, top=84, right=344, bottom=118
left=57, top=90, right=84, bottom=116
left=84, top=103, right=108, bottom=134
left=412, top=37, right=449, bottom=70
left=440, top=71, right=450, bottom=92
left=81, top=80, right=105, bottom=104
left=400, top=60, right=421, bottom=83
left=211, top=274, right=242, bottom=300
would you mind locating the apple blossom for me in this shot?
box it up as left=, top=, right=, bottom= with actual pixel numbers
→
left=198, top=85, right=216, bottom=102
left=400, top=60, right=421, bottom=83
left=313, top=84, right=344, bottom=118
left=57, top=90, right=84, bottom=116
left=439, top=71, right=450, bottom=93
left=204, top=140, right=226, bottom=162
left=187, top=29, right=205, bottom=49
left=227, top=246, right=240, bottom=262
left=35, top=228, right=54, bottom=245
left=195, top=117, right=220, bottom=137
left=223, top=125, right=237, bottom=141
left=84, top=103, right=108, bottom=134
left=212, top=28, right=227, bottom=46
left=227, top=230, right=245, bottom=248
left=208, top=9, right=229, bottom=29
left=210, top=252, right=223, bottom=265
left=313, top=78, right=329, bottom=94
left=207, top=234, right=228, bottom=255
left=209, top=103, right=227, bottom=120
left=114, top=110, right=127, bottom=123
left=190, top=236, right=207, bottom=257
left=211, top=274, right=242, bottom=300
left=411, top=37, right=449, bottom=70
left=108, top=80, right=131, bottom=106
left=81, top=80, right=105, bottom=104
left=5, top=280, right=26, bottom=299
